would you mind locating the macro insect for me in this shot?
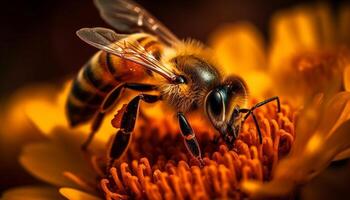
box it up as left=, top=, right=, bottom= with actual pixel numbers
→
left=66, top=0, right=281, bottom=166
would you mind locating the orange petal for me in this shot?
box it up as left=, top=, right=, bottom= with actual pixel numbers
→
left=269, top=4, right=333, bottom=71
left=339, top=5, right=350, bottom=45
left=241, top=179, right=294, bottom=197
left=24, top=82, right=71, bottom=136
left=316, top=92, right=350, bottom=136
left=209, top=22, right=266, bottom=75
left=344, top=66, right=350, bottom=92
left=59, top=188, right=101, bottom=200
left=19, top=128, right=97, bottom=188
left=2, top=186, right=63, bottom=200
left=334, top=148, right=350, bottom=161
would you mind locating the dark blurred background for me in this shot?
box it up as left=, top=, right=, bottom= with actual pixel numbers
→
left=1, top=0, right=345, bottom=98
left=0, top=0, right=346, bottom=194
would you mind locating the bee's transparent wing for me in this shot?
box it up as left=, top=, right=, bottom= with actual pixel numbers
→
left=77, top=27, right=178, bottom=82
left=94, top=0, right=180, bottom=46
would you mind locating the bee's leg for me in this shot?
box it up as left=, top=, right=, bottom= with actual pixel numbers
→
left=81, top=112, right=105, bottom=151
left=101, top=83, right=157, bottom=113
left=81, top=83, right=157, bottom=151
left=108, top=94, right=160, bottom=167
left=177, top=112, right=204, bottom=166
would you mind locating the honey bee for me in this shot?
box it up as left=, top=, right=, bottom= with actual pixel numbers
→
left=66, top=0, right=280, bottom=166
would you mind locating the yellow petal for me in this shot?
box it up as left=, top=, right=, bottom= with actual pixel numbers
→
left=269, top=4, right=334, bottom=71
left=334, top=148, right=350, bottom=161
left=0, top=85, right=53, bottom=137
left=344, top=66, right=350, bottom=92
left=0, top=85, right=54, bottom=171
left=1, top=186, right=63, bottom=200
left=243, top=70, right=272, bottom=98
left=318, top=92, right=350, bottom=135
left=241, top=179, right=294, bottom=197
left=313, top=4, right=335, bottom=47
left=59, top=188, right=101, bottom=200
left=19, top=128, right=97, bottom=188
left=292, top=94, right=323, bottom=154
left=24, top=82, right=71, bottom=136
left=339, top=4, right=350, bottom=45
left=209, top=22, right=266, bottom=76
left=281, top=114, right=350, bottom=184
left=269, top=6, right=309, bottom=70
left=320, top=119, right=350, bottom=165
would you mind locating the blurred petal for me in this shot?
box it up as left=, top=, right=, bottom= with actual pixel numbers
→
left=339, top=4, right=350, bottom=45
left=292, top=94, right=323, bottom=154
left=243, top=70, right=272, bottom=98
left=209, top=22, right=266, bottom=75
left=318, top=92, right=350, bottom=135
left=59, top=188, right=101, bottom=200
left=319, top=120, right=350, bottom=167
left=301, top=162, right=350, bottom=200
left=344, top=66, right=350, bottom=92
left=0, top=85, right=54, bottom=137
left=313, top=4, right=336, bottom=47
left=209, top=23, right=272, bottom=97
left=269, top=4, right=334, bottom=70
left=334, top=148, right=350, bottom=161
left=269, top=6, right=311, bottom=70
left=0, top=85, right=55, bottom=183
left=1, top=186, right=63, bottom=200
left=19, top=128, right=97, bottom=188
left=24, top=82, right=71, bottom=136
left=241, top=179, right=294, bottom=197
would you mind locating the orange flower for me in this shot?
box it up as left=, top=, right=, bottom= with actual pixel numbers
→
left=2, top=3, right=350, bottom=200
left=1, top=82, right=296, bottom=200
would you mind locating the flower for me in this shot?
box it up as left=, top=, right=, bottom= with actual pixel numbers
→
left=210, top=3, right=350, bottom=105
left=2, top=82, right=297, bottom=199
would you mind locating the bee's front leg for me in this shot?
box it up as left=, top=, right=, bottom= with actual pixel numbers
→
left=108, top=94, right=160, bottom=168
left=177, top=112, right=204, bottom=166
left=81, top=83, right=157, bottom=151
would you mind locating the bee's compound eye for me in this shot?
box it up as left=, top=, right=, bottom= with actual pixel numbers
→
left=205, top=90, right=225, bottom=124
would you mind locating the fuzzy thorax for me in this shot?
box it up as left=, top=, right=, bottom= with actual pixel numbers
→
left=159, top=40, right=222, bottom=112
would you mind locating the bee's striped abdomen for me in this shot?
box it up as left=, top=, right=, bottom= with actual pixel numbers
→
left=66, top=34, right=163, bottom=126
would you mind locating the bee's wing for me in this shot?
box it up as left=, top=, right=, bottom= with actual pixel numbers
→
left=77, top=27, right=178, bottom=82
left=94, top=0, right=180, bottom=46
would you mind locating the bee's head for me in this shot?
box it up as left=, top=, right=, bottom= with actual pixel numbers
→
left=204, top=76, right=248, bottom=146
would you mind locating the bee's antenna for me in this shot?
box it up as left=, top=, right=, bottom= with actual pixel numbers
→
left=240, top=96, right=281, bottom=144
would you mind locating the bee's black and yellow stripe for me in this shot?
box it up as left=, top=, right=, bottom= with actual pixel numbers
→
left=66, top=33, right=164, bottom=126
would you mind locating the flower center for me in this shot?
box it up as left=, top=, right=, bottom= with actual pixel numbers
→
left=97, top=101, right=296, bottom=199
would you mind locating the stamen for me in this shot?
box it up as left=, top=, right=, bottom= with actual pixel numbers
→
left=98, top=101, right=296, bottom=199
left=90, top=155, right=105, bottom=177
